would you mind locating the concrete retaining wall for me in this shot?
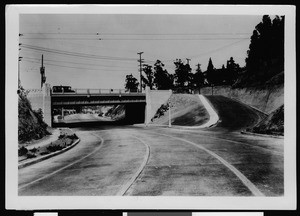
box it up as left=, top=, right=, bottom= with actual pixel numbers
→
left=42, top=84, right=52, bottom=126
left=200, top=84, right=284, bottom=114
left=145, top=87, right=172, bottom=124
left=26, top=83, right=52, bottom=126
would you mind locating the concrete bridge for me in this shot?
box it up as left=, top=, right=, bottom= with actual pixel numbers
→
left=26, top=84, right=172, bottom=127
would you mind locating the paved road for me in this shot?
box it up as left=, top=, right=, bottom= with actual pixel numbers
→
left=18, top=96, right=283, bottom=196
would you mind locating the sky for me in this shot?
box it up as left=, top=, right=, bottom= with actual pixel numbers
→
left=19, top=14, right=264, bottom=90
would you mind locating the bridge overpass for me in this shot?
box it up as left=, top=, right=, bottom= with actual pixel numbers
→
left=51, top=88, right=146, bottom=107
left=52, top=88, right=146, bottom=125
left=26, top=84, right=172, bottom=127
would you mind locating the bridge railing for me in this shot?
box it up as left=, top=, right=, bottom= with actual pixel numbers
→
left=52, top=88, right=145, bottom=94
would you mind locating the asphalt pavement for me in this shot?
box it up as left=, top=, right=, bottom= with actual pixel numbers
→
left=18, top=96, right=283, bottom=196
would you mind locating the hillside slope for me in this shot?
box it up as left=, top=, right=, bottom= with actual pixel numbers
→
left=247, top=105, right=284, bottom=136
left=18, top=91, right=50, bottom=143
left=151, top=94, right=209, bottom=126
left=205, top=96, right=267, bottom=131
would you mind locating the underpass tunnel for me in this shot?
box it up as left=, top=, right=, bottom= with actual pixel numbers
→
left=51, top=102, right=146, bottom=127
left=124, top=103, right=146, bottom=124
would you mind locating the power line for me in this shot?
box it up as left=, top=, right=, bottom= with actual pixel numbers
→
left=187, top=38, right=249, bottom=59
left=20, top=44, right=137, bottom=61
left=22, top=56, right=137, bottom=69
left=22, top=59, right=135, bottom=72
left=162, top=38, right=249, bottom=62
left=20, top=49, right=138, bottom=66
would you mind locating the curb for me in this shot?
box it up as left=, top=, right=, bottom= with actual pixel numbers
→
left=241, top=131, right=284, bottom=139
left=18, top=138, right=80, bottom=169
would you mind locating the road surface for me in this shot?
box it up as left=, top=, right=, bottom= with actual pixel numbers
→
left=19, top=96, right=283, bottom=196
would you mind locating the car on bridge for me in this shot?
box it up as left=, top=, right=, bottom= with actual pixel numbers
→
left=52, top=86, right=76, bottom=93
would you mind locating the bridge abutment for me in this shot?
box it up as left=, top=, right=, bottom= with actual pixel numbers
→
left=42, top=83, right=52, bottom=127
left=145, top=87, right=172, bottom=125
left=27, top=83, right=52, bottom=127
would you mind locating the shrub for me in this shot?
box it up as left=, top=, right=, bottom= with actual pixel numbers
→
left=18, top=146, right=28, bottom=156
left=67, top=134, right=78, bottom=140
left=152, top=103, right=169, bottom=121
left=29, top=147, right=38, bottom=153
left=58, top=134, right=66, bottom=139
left=26, top=152, right=36, bottom=159
left=47, top=144, right=64, bottom=152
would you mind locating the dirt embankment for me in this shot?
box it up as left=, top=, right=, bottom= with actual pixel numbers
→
left=200, top=84, right=283, bottom=114
left=201, top=85, right=284, bottom=135
left=247, top=105, right=284, bottom=136
left=151, top=94, right=209, bottom=126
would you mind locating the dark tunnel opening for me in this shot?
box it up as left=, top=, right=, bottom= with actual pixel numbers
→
left=52, top=103, right=146, bottom=128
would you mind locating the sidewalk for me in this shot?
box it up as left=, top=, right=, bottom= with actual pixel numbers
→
left=22, top=129, right=60, bottom=150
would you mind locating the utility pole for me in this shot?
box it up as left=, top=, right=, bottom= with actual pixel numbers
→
left=186, top=58, right=191, bottom=65
left=18, top=56, right=22, bottom=88
left=196, top=63, right=201, bottom=94
left=137, top=52, right=144, bottom=92
left=168, top=99, right=171, bottom=128
left=18, top=42, right=22, bottom=89
left=40, top=54, right=46, bottom=88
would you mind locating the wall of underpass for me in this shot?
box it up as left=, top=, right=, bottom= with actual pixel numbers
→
left=145, top=87, right=172, bottom=124
left=200, top=84, right=284, bottom=114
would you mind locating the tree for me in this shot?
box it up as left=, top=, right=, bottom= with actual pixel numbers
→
left=244, top=15, right=284, bottom=85
left=153, top=60, right=173, bottom=90
left=226, top=57, right=240, bottom=84
left=174, top=59, right=193, bottom=92
left=205, top=57, right=217, bottom=85
left=191, top=64, right=205, bottom=92
left=141, top=64, right=154, bottom=90
left=124, top=74, right=139, bottom=92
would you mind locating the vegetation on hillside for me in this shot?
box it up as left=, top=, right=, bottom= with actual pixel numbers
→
left=236, top=15, right=284, bottom=87
left=18, top=86, right=50, bottom=143
left=247, top=105, right=284, bottom=136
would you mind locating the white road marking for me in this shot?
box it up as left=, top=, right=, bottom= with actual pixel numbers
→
left=18, top=134, right=104, bottom=190
left=116, top=135, right=150, bottom=196
left=147, top=131, right=265, bottom=197
left=161, top=128, right=283, bottom=156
